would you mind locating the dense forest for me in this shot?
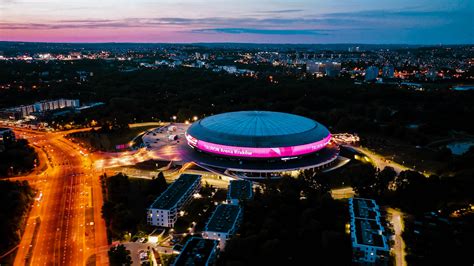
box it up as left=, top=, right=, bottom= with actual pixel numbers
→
left=219, top=175, right=351, bottom=266
left=0, top=180, right=35, bottom=257
left=0, top=139, right=37, bottom=177
left=101, top=173, right=168, bottom=240
left=1, top=62, right=473, bottom=146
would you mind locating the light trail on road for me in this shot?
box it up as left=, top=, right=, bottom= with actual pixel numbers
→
left=387, top=208, right=407, bottom=266
left=12, top=128, right=109, bottom=266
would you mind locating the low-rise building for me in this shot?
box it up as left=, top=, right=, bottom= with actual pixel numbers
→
left=147, top=174, right=202, bottom=227
left=227, top=180, right=253, bottom=205
left=173, top=237, right=219, bottom=266
left=202, top=204, right=243, bottom=250
left=349, top=198, right=389, bottom=265
left=3, top=99, right=80, bottom=118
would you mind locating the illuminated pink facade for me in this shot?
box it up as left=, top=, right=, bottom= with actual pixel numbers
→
left=186, top=133, right=331, bottom=159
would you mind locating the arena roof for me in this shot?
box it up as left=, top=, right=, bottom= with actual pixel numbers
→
left=186, top=111, right=330, bottom=148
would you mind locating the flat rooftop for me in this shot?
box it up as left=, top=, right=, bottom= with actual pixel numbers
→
left=205, top=204, right=241, bottom=233
left=351, top=198, right=378, bottom=220
left=349, top=198, right=388, bottom=250
left=353, top=218, right=386, bottom=248
left=228, top=180, right=252, bottom=201
left=150, top=174, right=201, bottom=210
left=173, top=237, right=218, bottom=266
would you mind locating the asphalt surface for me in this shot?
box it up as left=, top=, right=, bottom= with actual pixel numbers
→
left=12, top=128, right=108, bottom=266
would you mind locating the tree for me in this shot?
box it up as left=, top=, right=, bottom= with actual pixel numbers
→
left=108, top=244, right=132, bottom=266
left=148, top=172, right=167, bottom=195
left=0, top=180, right=35, bottom=254
left=350, top=163, right=377, bottom=197
left=375, top=166, right=397, bottom=196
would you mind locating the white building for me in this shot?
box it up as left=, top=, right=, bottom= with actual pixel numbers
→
left=306, top=61, right=321, bottom=74
left=147, top=174, right=201, bottom=227
left=306, top=61, right=341, bottom=77
left=202, top=204, right=243, bottom=250
left=5, top=99, right=80, bottom=118
left=348, top=198, right=389, bottom=265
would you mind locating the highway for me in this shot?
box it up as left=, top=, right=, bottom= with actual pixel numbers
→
left=12, top=128, right=108, bottom=266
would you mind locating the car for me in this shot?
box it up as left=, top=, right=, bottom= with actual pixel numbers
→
left=139, top=251, right=148, bottom=261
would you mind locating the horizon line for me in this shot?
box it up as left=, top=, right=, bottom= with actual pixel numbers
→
left=1, top=40, right=472, bottom=46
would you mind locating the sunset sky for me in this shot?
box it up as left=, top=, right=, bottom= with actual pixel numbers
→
left=0, top=0, right=472, bottom=43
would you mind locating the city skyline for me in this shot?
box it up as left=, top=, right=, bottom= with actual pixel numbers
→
left=1, top=0, right=473, bottom=44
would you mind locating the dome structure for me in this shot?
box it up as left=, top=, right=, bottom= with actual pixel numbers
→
left=185, top=111, right=331, bottom=159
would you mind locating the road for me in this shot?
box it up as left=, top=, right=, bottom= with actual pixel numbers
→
left=387, top=208, right=407, bottom=266
left=121, top=242, right=173, bottom=266
left=344, top=145, right=411, bottom=174
left=12, top=128, right=109, bottom=266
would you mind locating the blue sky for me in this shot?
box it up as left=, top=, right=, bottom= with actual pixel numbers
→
left=0, top=0, right=472, bottom=43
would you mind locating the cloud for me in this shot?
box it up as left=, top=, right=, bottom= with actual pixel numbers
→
left=191, top=28, right=330, bottom=35
left=257, top=9, right=304, bottom=14
left=0, top=7, right=470, bottom=39
left=323, top=9, right=471, bottom=21
left=0, top=17, right=327, bottom=30
left=0, top=21, right=134, bottom=30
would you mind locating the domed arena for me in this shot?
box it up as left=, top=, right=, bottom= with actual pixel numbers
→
left=184, top=111, right=340, bottom=179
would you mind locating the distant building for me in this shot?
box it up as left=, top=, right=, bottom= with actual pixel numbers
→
left=202, top=204, right=243, bottom=250
left=325, top=62, right=342, bottom=77
left=3, top=99, right=80, bottom=118
left=306, top=61, right=341, bottom=77
left=426, top=68, right=438, bottom=80
left=173, top=237, right=219, bottom=266
left=382, top=66, right=394, bottom=78
left=147, top=174, right=201, bottom=227
left=306, top=61, right=321, bottom=74
left=221, top=66, right=238, bottom=74
left=0, top=110, right=22, bottom=120
left=348, top=198, right=389, bottom=265
left=348, top=46, right=360, bottom=52
left=0, top=127, right=15, bottom=152
left=365, top=66, right=379, bottom=81
left=227, top=180, right=253, bottom=205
